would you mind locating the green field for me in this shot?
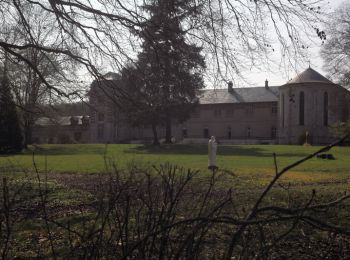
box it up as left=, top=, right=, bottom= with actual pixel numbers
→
left=2, top=144, right=350, bottom=258
left=1, top=144, right=350, bottom=187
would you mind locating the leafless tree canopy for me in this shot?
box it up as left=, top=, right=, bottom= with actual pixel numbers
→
left=321, top=1, right=350, bottom=89
left=0, top=0, right=326, bottom=100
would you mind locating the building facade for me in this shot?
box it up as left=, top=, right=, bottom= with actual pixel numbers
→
left=88, top=68, right=349, bottom=145
left=33, top=68, right=349, bottom=145
left=32, top=116, right=90, bottom=144
left=278, top=69, right=349, bottom=144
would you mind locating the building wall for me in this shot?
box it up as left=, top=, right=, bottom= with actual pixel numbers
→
left=88, top=100, right=278, bottom=143
left=177, top=102, right=278, bottom=141
left=88, top=79, right=349, bottom=145
left=32, top=124, right=90, bottom=144
left=278, top=83, right=349, bottom=145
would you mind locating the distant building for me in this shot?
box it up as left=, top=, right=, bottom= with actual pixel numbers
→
left=88, top=67, right=349, bottom=145
left=32, top=116, right=90, bottom=144
left=279, top=68, right=349, bottom=144
left=33, top=68, right=350, bottom=145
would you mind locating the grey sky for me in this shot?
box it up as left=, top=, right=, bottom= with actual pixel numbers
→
left=243, top=0, right=348, bottom=87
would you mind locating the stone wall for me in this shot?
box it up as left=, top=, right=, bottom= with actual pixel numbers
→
left=278, top=83, right=349, bottom=145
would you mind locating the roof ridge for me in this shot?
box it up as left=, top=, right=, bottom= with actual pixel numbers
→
left=286, top=67, right=333, bottom=85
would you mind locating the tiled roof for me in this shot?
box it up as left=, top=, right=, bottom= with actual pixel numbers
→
left=198, top=86, right=279, bottom=104
left=286, top=67, right=333, bottom=84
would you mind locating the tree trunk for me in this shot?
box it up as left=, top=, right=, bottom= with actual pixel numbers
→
left=23, top=114, right=34, bottom=149
left=152, top=123, right=160, bottom=145
left=23, top=122, right=33, bottom=148
left=164, top=117, right=172, bottom=143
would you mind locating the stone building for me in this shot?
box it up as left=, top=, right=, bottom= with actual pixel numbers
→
left=279, top=68, right=349, bottom=144
left=68, top=68, right=350, bottom=145
left=32, top=116, right=90, bottom=144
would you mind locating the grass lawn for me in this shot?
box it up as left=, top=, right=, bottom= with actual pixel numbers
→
left=1, top=144, right=350, bottom=258
left=1, top=143, right=350, bottom=188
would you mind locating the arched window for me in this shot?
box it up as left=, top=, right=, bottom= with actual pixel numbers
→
left=281, top=94, right=285, bottom=127
left=299, top=91, right=304, bottom=126
left=324, top=92, right=328, bottom=126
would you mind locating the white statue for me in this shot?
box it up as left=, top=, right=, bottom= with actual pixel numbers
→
left=208, top=136, right=218, bottom=170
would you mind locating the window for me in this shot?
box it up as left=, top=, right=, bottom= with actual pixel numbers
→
left=271, top=127, right=277, bottom=139
left=82, top=116, right=89, bottom=126
left=324, top=92, right=328, bottom=126
left=97, top=124, right=104, bottom=139
left=90, top=112, right=96, bottom=123
left=246, top=104, right=254, bottom=116
left=203, top=128, right=209, bottom=138
left=98, top=112, right=105, bottom=122
left=227, top=127, right=232, bottom=139
left=214, top=108, right=221, bottom=117
left=70, top=117, right=78, bottom=126
left=246, top=127, right=251, bottom=138
left=48, top=137, right=54, bottom=144
left=192, top=109, right=200, bottom=118
left=271, top=104, right=277, bottom=115
left=182, top=128, right=188, bottom=138
left=299, top=91, right=304, bottom=126
left=74, top=132, right=82, bottom=141
left=225, top=108, right=234, bottom=117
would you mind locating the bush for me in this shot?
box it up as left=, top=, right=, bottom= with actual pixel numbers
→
left=330, top=120, right=350, bottom=139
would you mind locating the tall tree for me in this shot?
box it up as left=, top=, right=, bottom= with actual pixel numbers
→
left=0, top=54, right=23, bottom=153
left=321, top=2, right=350, bottom=89
left=121, top=66, right=163, bottom=145
left=122, top=0, right=205, bottom=144
left=3, top=4, right=78, bottom=147
left=0, top=0, right=327, bottom=104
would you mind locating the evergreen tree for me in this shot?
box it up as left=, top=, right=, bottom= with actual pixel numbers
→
left=0, top=55, right=23, bottom=153
left=122, top=0, right=205, bottom=144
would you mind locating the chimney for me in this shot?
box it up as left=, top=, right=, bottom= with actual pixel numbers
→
left=228, top=81, right=233, bottom=93
left=265, top=79, right=268, bottom=88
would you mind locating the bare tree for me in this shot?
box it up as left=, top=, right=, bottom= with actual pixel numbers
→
left=0, top=0, right=328, bottom=148
left=2, top=3, right=79, bottom=147
left=0, top=0, right=326, bottom=97
left=321, top=1, right=350, bottom=89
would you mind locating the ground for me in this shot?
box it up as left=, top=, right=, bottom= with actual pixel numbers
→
left=1, top=144, right=350, bottom=187
left=1, top=144, right=350, bottom=258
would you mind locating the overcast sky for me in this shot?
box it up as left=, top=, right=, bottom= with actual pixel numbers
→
left=237, top=0, right=347, bottom=88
